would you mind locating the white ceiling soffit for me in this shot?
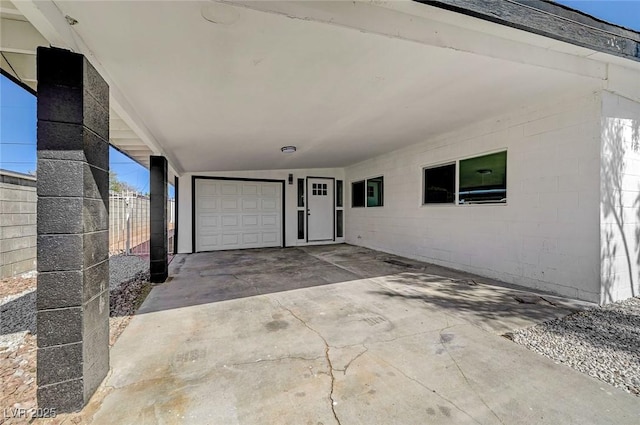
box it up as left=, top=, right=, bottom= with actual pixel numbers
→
left=29, top=1, right=607, bottom=172
left=0, top=0, right=45, bottom=92
left=9, top=0, right=180, bottom=180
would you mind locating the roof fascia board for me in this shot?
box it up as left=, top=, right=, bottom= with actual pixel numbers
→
left=417, top=0, right=640, bottom=63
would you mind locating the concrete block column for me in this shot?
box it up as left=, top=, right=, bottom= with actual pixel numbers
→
left=36, top=47, right=110, bottom=412
left=150, top=155, right=168, bottom=283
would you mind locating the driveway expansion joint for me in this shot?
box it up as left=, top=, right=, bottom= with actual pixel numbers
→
left=438, top=328, right=505, bottom=425
left=373, top=353, right=484, bottom=425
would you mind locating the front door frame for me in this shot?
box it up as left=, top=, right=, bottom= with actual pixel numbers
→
left=306, top=176, right=336, bottom=243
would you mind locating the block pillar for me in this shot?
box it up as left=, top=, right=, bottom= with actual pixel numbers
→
left=36, top=47, right=110, bottom=412
left=150, top=155, right=168, bottom=283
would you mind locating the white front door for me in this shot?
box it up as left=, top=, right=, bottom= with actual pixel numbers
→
left=307, top=178, right=334, bottom=241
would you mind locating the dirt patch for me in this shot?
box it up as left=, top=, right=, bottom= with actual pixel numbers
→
left=0, top=271, right=152, bottom=424
left=0, top=276, right=36, bottom=300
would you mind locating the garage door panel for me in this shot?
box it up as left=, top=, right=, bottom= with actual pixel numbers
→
left=222, top=233, right=241, bottom=246
left=200, top=183, right=218, bottom=196
left=262, top=186, right=278, bottom=196
left=222, top=184, right=239, bottom=195
left=221, top=215, right=239, bottom=227
left=200, top=234, right=220, bottom=249
left=261, top=199, right=278, bottom=210
left=196, top=179, right=282, bottom=252
left=221, top=198, right=240, bottom=211
left=242, top=184, right=259, bottom=195
left=262, top=232, right=278, bottom=243
left=261, top=215, right=278, bottom=226
left=199, top=214, right=219, bottom=229
left=199, top=198, right=218, bottom=210
left=242, top=198, right=259, bottom=211
left=242, top=215, right=259, bottom=226
left=242, top=233, right=260, bottom=244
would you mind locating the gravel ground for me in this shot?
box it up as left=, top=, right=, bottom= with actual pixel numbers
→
left=109, top=255, right=149, bottom=290
left=0, top=255, right=151, bottom=423
left=510, top=296, right=640, bottom=396
left=0, top=289, right=36, bottom=352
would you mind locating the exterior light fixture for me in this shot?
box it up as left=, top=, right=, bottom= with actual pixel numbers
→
left=281, top=146, right=296, bottom=154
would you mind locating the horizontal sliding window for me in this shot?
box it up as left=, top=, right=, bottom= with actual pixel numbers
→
left=459, top=151, right=507, bottom=204
left=352, top=177, right=384, bottom=208
left=423, top=151, right=507, bottom=206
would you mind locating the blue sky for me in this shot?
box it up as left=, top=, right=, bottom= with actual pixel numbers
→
left=0, top=74, right=173, bottom=196
left=555, top=1, right=640, bottom=31
left=0, top=1, right=638, bottom=192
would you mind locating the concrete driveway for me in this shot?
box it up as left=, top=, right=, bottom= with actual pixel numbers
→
left=83, top=245, right=639, bottom=424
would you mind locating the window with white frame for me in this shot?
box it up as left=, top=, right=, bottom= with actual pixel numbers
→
left=352, top=176, right=384, bottom=208
left=423, top=151, right=507, bottom=205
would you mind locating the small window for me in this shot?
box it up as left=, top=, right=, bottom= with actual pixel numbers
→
left=336, top=180, right=343, bottom=207
left=297, top=210, right=305, bottom=239
left=424, top=163, right=455, bottom=204
left=367, top=176, right=383, bottom=207
left=352, top=181, right=365, bottom=207
left=336, top=210, right=343, bottom=238
left=459, top=151, right=507, bottom=204
left=297, top=179, right=304, bottom=207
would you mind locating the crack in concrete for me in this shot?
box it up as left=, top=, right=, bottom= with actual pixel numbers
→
left=373, top=354, right=484, bottom=425
left=438, top=329, right=505, bottom=425
left=334, top=346, right=369, bottom=376
left=277, top=301, right=342, bottom=425
left=227, top=354, right=325, bottom=367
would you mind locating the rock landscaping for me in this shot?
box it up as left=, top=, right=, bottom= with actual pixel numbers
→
left=0, top=255, right=151, bottom=423
left=509, top=296, right=640, bottom=396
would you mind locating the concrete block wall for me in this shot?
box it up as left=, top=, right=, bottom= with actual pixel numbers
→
left=345, top=91, right=602, bottom=302
left=600, top=91, right=640, bottom=303
left=0, top=171, right=37, bottom=278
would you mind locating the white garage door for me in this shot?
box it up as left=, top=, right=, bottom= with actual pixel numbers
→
left=195, top=179, right=282, bottom=251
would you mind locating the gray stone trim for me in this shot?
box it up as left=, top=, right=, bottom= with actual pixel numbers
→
left=150, top=155, right=168, bottom=283
left=36, top=46, right=110, bottom=412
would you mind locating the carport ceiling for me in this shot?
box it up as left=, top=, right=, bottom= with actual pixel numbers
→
left=55, top=1, right=601, bottom=172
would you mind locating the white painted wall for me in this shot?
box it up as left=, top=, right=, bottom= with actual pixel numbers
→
left=177, top=168, right=345, bottom=253
left=600, top=91, right=640, bottom=303
left=345, top=92, right=603, bottom=302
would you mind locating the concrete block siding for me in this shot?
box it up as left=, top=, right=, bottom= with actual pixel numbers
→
left=0, top=171, right=37, bottom=278
left=600, top=91, right=640, bottom=303
left=345, top=91, right=603, bottom=303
